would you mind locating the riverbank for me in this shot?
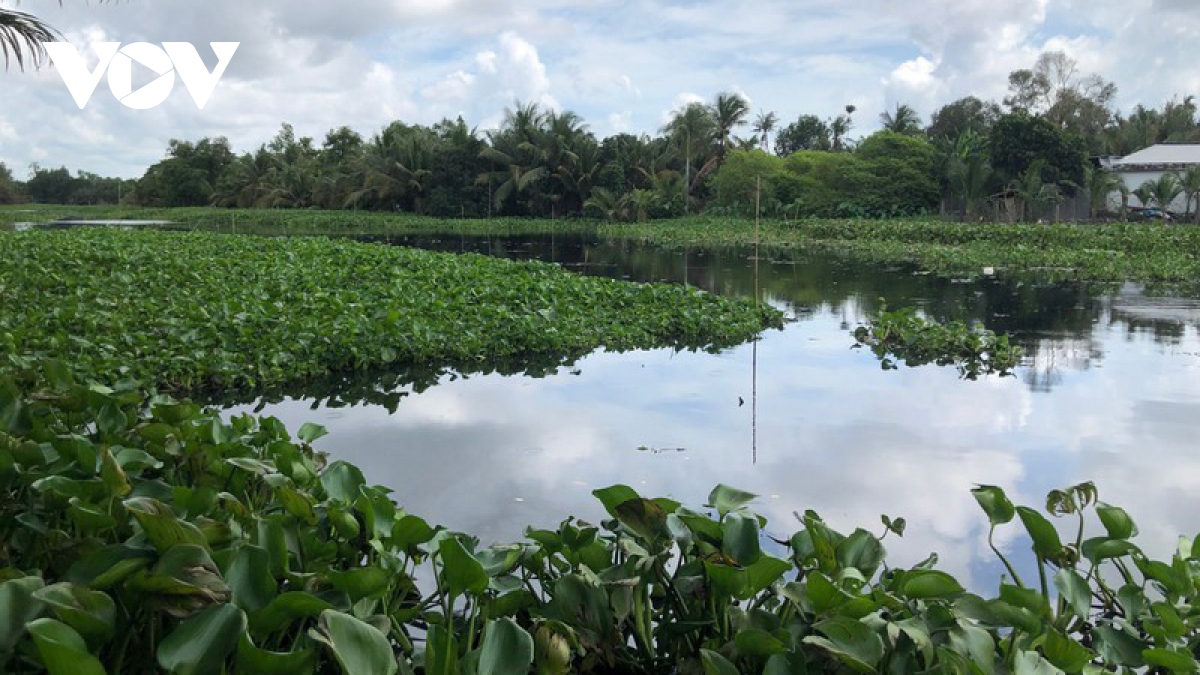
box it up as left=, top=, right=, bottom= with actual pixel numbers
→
left=4, top=205, right=1198, bottom=282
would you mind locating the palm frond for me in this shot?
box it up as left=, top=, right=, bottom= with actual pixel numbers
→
left=0, top=7, right=62, bottom=71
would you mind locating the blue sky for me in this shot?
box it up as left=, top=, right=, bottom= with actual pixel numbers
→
left=1, top=0, right=1198, bottom=178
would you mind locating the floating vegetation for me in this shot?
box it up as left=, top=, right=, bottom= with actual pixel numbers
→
left=852, top=305, right=1024, bottom=379
left=0, top=368, right=1194, bottom=673
left=0, top=229, right=782, bottom=395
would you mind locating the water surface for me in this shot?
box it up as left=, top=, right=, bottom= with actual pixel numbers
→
left=234, top=234, right=1200, bottom=587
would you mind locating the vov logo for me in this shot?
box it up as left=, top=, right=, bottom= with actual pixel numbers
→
left=43, top=42, right=240, bottom=110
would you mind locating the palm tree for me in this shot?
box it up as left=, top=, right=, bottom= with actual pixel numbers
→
left=1, top=5, right=59, bottom=71
left=710, top=92, right=751, bottom=155
left=1141, top=173, right=1182, bottom=213
left=752, top=111, right=779, bottom=154
left=947, top=131, right=992, bottom=219
left=661, top=102, right=715, bottom=210
left=1010, top=160, right=1049, bottom=222
left=1083, top=165, right=1122, bottom=219
left=879, top=103, right=923, bottom=136
left=830, top=107, right=855, bottom=152
left=1175, top=165, right=1200, bottom=221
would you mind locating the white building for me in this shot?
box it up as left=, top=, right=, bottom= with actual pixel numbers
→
left=1110, top=143, right=1200, bottom=212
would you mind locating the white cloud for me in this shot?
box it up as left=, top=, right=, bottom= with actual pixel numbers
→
left=3, top=0, right=1200, bottom=176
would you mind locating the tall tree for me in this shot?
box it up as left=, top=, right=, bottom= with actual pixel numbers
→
left=752, top=111, right=779, bottom=154
left=775, top=115, right=831, bottom=155
left=879, top=103, right=923, bottom=136
left=927, top=96, right=1001, bottom=142
left=662, top=102, right=715, bottom=209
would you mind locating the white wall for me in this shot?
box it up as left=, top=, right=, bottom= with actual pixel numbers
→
left=1111, top=169, right=1191, bottom=212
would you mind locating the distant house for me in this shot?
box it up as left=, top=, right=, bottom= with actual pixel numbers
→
left=1110, top=143, right=1200, bottom=212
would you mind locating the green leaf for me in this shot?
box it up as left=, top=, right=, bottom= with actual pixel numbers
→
left=722, top=511, right=762, bottom=564
left=901, top=570, right=964, bottom=599
left=1016, top=506, right=1063, bottom=560
left=320, top=461, right=365, bottom=503
left=0, top=575, right=46, bottom=652
left=478, top=617, right=534, bottom=675
left=296, top=422, right=328, bottom=444
left=1092, top=625, right=1146, bottom=667
left=25, top=618, right=107, bottom=675
left=592, top=484, right=640, bottom=519
left=763, top=652, right=809, bottom=675
left=972, top=485, right=1016, bottom=525
left=1013, top=650, right=1065, bottom=675
left=614, top=498, right=670, bottom=544
left=31, top=583, right=116, bottom=647
left=225, top=545, right=277, bottom=613
left=735, top=628, right=788, bottom=656
left=439, top=535, right=488, bottom=597
left=707, top=484, right=758, bottom=517
left=249, top=592, right=334, bottom=636
left=1043, top=628, right=1094, bottom=673
left=236, top=633, right=317, bottom=675
left=309, top=610, right=397, bottom=675
left=1096, top=502, right=1136, bottom=540
left=124, top=497, right=208, bottom=552
left=836, top=529, right=885, bottom=577
left=425, top=624, right=458, bottom=675
left=700, top=648, right=741, bottom=675
left=1053, top=569, right=1091, bottom=620
left=392, top=515, right=437, bottom=550
left=156, top=604, right=246, bottom=675
left=327, top=567, right=390, bottom=602
left=1143, top=648, right=1198, bottom=673
left=744, top=556, right=792, bottom=597
left=802, top=617, right=884, bottom=672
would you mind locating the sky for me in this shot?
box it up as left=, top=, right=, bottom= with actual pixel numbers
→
left=0, top=0, right=1197, bottom=179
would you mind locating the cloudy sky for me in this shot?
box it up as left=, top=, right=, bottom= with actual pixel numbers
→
left=0, top=0, right=1197, bottom=178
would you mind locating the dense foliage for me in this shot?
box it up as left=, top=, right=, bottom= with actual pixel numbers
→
left=0, top=229, right=783, bottom=395
left=852, top=305, right=1024, bottom=379
left=2, top=369, right=1198, bottom=673
left=8, top=50, right=1200, bottom=222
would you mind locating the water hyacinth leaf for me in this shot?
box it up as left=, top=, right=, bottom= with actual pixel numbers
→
left=1096, top=502, right=1137, bottom=540
left=614, top=498, right=670, bottom=543
left=99, top=446, right=131, bottom=497
left=707, top=484, right=758, bottom=517
left=248, top=592, right=334, bottom=635
left=1016, top=506, right=1063, bottom=560
left=296, top=422, right=328, bottom=444
left=392, top=514, right=438, bottom=550
left=424, top=624, right=458, bottom=675
left=1053, top=569, right=1092, bottom=620
left=156, top=603, right=246, bottom=675
left=327, top=567, right=390, bottom=602
left=478, top=617, right=534, bottom=675
left=309, top=610, right=397, bottom=675
left=764, top=652, right=809, bottom=675
left=0, top=576, right=46, bottom=652
left=902, top=570, right=964, bottom=599
left=31, top=583, right=116, bottom=647
left=1013, top=650, right=1065, bottom=675
left=836, top=529, right=885, bottom=577
left=721, top=511, right=762, bottom=564
left=971, top=485, right=1015, bottom=526
left=592, top=484, right=641, bottom=519
left=802, top=617, right=884, bottom=672
left=1091, top=625, right=1146, bottom=667
left=320, top=461, right=365, bottom=503
left=735, top=628, right=789, bottom=656
left=25, top=618, right=107, bottom=675
left=224, top=545, right=277, bottom=613
left=1081, top=537, right=1139, bottom=563
left=700, top=648, right=741, bottom=675
left=67, top=545, right=154, bottom=589
left=439, top=535, right=488, bottom=597
left=1142, top=649, right=1198, bottom=673
left=1043, top=628, right=1094, bottom=673
left=948, top=625, right=995, bottom=675
left=236, top=633, right=317, bottom=675
left=124, top=497, right=209, bottom=552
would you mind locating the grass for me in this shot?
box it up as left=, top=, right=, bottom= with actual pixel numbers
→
left=0, top=228, right=782, bottom=396
left=4, top=205, right=1199, bottom=282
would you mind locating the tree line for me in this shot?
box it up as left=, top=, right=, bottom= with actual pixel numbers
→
left=4, top=50, right=1200, bottom=221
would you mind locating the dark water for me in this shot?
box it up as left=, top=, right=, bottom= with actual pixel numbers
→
left=235, top=233, right=1200, bottom=588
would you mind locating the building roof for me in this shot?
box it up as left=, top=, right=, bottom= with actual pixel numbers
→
left=1112, top=144, right=1200, bottom=170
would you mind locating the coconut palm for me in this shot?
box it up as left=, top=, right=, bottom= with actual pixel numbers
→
left=710, top=92, right=751, bottom=155
left=830, top=113, right=854, bottom=152
left=752, top=111, right=778, bottom=153
left=880, top=103, right=923, bottom=136
left=1175, top=165, right=1200, bottom=221
left=0, top=5, right=59, bottom=71
left=1141, top=173, right=1182, bottom=213
left=946, top=131, right=992, bottom=219
left=662, top=102, right=716, bottom=210
left=1083, top=165, right=1122, bottom=219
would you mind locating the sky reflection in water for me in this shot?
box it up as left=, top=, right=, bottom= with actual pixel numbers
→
left=229, top=235, right=1200, bottom=590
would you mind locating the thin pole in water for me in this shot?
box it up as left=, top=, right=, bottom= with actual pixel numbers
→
left=753, top=174, right=761, bottom=466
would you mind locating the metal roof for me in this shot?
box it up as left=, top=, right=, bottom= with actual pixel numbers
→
left=1112, top=144, right=1200, bottom=168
